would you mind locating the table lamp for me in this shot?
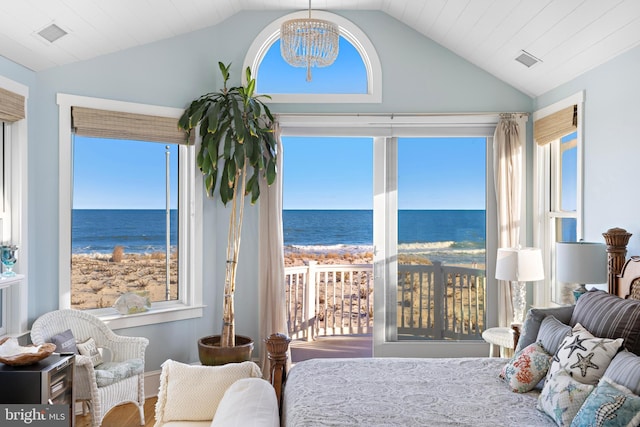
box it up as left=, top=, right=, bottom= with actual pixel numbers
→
left=556, top=241, right=607, bottom=301
left=495, top=247, right=544, bottom=325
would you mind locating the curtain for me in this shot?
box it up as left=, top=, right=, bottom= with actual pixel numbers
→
left=493, top=114, right=527, bottom=327
left=259, top=124, right=289, bottom=377
left=534, top=105, right=577, bottom=146
left=71, top=106, right=190, bottom=144
left=0, top=87, right=25, bottom=122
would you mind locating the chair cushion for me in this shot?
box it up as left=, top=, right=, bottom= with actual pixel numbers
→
left=210, top=378, right=279, bottom=427
left=50, top=329, right=79, bottom=354
left=155, top=360, right=262, bottom=422
left=94, top=358, right=144, bottom=387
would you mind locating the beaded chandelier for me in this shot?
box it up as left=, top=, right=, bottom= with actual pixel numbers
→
left=280, top=0, right=339, bottom=82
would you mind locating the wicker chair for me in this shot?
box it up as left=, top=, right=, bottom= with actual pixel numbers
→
left=30, top=309, right=148, bottom=427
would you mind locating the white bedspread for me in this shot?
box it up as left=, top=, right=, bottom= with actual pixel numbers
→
left=283, top=357, right=556, bottom=427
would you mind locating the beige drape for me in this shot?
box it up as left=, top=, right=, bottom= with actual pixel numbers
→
left=0, top=87, right=25, bottom=122
left=493, top=114, right=526, bottom=327
left=259, top=124, right=289, bottom=377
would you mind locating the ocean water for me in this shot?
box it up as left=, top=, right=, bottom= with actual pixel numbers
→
left=284, top=209, right=486, bottom=265
left=72, top=209, right=486, bottom=265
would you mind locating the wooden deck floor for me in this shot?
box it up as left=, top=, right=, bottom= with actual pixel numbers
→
left=290, top=334, right=373, bottom=362
left=78, top=335, right=371, bottom=426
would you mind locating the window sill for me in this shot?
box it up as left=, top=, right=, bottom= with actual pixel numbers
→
left=88, top=303, right=205, bottom=330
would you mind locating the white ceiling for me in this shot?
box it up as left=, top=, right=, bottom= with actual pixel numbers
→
left=1, top=0, right=639, bottom=97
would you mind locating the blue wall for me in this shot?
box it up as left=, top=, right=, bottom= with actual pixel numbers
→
left=535, top=44, right=640, bottom=257
left=6, top=10, right=532, bottom=371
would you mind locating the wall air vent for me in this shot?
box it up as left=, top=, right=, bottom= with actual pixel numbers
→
left=38, top=24, right=68, bottom=43
left=515, top=50, right=541, bottom=68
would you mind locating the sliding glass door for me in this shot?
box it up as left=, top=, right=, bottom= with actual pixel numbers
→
left=373, top=134, right=497, bottom=357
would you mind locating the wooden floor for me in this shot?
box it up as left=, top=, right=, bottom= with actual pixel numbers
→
left=75, top=398, right=157, bottom=427
left=77, top=335, right=371, bottom=426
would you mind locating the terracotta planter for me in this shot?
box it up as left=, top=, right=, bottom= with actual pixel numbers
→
left=197, top=335, right=254, bottom=366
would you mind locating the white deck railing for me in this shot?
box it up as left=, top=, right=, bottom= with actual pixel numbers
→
left=285, top=261, right=486, bottom=341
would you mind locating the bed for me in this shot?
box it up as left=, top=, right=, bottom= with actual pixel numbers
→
left=266, top=230, right=640, bottom=427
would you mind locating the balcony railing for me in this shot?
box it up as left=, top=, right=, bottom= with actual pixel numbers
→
left=285, top=261, right=486, bottom=341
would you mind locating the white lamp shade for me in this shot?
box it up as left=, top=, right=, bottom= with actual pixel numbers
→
left=556, top=242, right=607, bottom=284
left=495, top=247, right=544, bottom=282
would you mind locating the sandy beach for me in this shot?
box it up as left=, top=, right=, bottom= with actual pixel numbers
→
left=72, top=248, right=485, bottom=339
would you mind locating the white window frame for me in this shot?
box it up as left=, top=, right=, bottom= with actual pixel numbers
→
left=243, top=11, right=382, bottom=104
left=57, top=93, right=203, bottom=329
left=0, top=75, right=29, bottom=337
left=533, top=91, right=585, bottom=307
left=278, top=113, right=508, bottom=357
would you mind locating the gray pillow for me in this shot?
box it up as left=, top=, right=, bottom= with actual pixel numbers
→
left=603, top=351, right=640, bottom=395
left=536, top=315, right=571, bottom=355
left=515, top=305, right=574, bottom=352
left=50, top=329, right=79, bottom=354
left=570, top=290, right=640, bottom=356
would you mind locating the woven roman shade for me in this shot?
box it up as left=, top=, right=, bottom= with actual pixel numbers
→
left=71, top=106, right=190, bottom=144
left=0, top=87, right=25, bottom=122
left=534, top=105, right=577, bottom=146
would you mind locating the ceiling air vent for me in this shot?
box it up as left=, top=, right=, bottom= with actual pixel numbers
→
left=38, top=24, right=68, bottom=43
left=515, top=50, right=541, bottom=68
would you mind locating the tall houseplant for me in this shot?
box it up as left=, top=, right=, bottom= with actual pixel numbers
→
left=179, top=63, right=277, bottom=361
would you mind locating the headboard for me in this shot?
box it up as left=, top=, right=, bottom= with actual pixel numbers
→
left=616, top=256, right=640, bottom=300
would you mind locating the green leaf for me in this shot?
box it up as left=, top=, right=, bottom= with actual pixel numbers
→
left=234, top=140, right=245, bottom=169
left=266, top=158, right=276, bottom=185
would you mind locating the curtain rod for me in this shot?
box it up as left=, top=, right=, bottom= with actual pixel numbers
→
left=276, top=112, right=530, bottom=118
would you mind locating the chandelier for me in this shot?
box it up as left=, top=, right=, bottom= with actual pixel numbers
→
left=280, top=0, right=339, bottom=82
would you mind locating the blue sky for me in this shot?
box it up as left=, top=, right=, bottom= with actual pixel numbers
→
left=73, top=37, right=486, bottom=211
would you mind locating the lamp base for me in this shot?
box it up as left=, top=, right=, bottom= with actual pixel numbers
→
left=511, top=281, right=527, bottom=325
left=573, top=283, right=588, bottom=302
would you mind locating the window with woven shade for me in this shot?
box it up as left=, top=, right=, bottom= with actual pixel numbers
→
left=533, top=93, right=584, bottom=307
left=58, top=94, right=203, bottom=328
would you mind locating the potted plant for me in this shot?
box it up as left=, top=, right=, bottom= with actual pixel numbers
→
left=178, top=62, right=277, bottom=365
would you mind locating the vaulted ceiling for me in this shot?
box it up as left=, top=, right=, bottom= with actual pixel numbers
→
left=1, top=0, right=639, bottom=97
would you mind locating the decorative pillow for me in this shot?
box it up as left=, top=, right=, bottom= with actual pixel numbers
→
left=500, top=342, right=552, bottom=393
left=570, top=377, right=640, bottom=427
left=537, top=369, right=594, bottom=426
left=516, top=306, right=575, bottom=352
left=155, top=360, right=262, bottom=422
left=537, top=315, right=572, bottom=355
left=76, top=337, right=104, bottom=367
left=570, top=290, right=640, bottom=356
left=603, top=350, right=640, bottom=395
left=210, top=378, right=279, bottom=427
left=49, top=329, right=79, bottom=354
left=548, top=323, right=623, bottom=385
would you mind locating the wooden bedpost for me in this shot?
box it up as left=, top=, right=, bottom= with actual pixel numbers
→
left=265, top=333, right=291, bottom=413
left=602, top=227, right=632, bottom=295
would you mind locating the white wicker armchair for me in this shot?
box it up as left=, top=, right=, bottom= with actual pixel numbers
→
left=30, top=309, right=149, bottom=427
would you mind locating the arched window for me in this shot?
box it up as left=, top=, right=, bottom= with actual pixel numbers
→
left=243, top=11, right=381, bottom=103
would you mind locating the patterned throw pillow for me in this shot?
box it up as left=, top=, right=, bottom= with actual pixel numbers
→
left=548, top=323, right=623, bottom=385
left=500, top=342, right=552, bottom=393
left=76, top=337, right=104, bottom=367
left=570, top=377, right=640, bottom=427
left=537, top=369, right=594, bottom=426
left=603, top=350, right=640, bottom=395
